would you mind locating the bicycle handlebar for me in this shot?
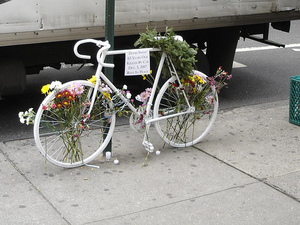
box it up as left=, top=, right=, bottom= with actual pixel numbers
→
left=73, top=39, right=115, bottom=68
left=74, top=35, right=183, bottom=68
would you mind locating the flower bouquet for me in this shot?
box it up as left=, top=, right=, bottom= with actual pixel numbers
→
left=170, top=67, right=232, bottom=115
left=19, top=78, right=118, bottom=166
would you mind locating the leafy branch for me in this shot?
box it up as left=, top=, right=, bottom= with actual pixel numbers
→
left=134, top=27, right=197, bottom=79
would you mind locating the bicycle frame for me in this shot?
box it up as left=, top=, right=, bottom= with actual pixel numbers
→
left=84, top=44, right=191, bottom=122
left=74, top=39, right=194, bottom=151
left=32, top=38, right=219, bottom=168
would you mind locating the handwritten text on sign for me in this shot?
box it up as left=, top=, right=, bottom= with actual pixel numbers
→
left=125, top=49, right=150, bottom=76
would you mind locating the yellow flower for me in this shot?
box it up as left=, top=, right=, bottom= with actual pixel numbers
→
left=103, top=92, right=112, bottom=101
left=188, top=76, right=195, bottom=82
left=197, top=76, right=206, bottom=84
left=41, top=84, right=50, bottom=95
left=142, top=70, right=152, bottom=80
left=181, top=78, right=188, bottom=85
left=194, top=74, right=206, bottom=84
left=87, top=75, right=96, bottom=85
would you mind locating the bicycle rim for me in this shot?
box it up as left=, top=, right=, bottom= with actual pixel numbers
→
left=34, top=80, right=115, bottom=168
left=154, top=76, right=218, bottom=147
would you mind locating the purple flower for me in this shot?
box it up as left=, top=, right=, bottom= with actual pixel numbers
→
left=73, top=82, right=84, bottom=95
left=226, top=74, right=232, bottom=80
left=140, top=91, right=149, bottom=102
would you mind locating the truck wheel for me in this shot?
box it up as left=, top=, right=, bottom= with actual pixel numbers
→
left=206, top=26, right=241, bottom=76
left=0, top=58, right=26, bottom=96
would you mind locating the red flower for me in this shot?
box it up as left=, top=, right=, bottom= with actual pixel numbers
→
left=56, top=92, right=63, bottom=99
left=63, top=90, right=69, bottom=95
left=62, top=100, right=70, bottom=107
left=56, top=102, right=63, bottom=109
left=68, top=94, right=75, bottom=101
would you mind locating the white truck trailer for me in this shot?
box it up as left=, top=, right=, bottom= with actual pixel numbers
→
left=0, top=0, right=299, bottom=95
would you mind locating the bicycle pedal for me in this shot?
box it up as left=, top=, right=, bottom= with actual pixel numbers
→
left=142, top=141, right=154, bottom=153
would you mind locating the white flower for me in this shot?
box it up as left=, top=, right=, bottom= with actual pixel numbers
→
left=20, top=117, right=25, bottom=124
left=126, top=92, right=132, bottom=99
left=19, top=108, right=36, bottom=125
left=123, top=85, right=127, bottom=90
left=49, top=81, right=62, bottom=90
left=135, top=95, right=142, bottom=102
left=18, top=112, right=24, bottom=119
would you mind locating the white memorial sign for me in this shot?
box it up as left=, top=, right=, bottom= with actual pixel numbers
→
left=125, top=49, right=150, bottom=76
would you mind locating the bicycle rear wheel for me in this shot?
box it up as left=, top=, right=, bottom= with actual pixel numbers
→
left=34, top=80, right=115, bottom=168
left=153, top=76, right=218, bottom=147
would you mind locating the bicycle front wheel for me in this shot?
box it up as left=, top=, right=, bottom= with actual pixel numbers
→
left=153, top=76, right=218, bottom=147
left=34, top=80, right=116, bottom=168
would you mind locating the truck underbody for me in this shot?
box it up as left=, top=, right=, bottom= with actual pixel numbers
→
left=0, top=7, right=299, bottom=95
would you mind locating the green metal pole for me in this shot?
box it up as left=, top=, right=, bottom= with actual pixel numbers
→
left=105, top=0, right=115, bottom=71
left=104, top=0, right=115, bottom=156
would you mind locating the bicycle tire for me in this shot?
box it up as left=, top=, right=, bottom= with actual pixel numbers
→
left=34, top=80, right=116, bottom=168
left=153, top=75, right=218, bottom=147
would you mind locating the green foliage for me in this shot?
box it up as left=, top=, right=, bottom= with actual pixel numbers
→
left=134, top=27, right=197, bottom=79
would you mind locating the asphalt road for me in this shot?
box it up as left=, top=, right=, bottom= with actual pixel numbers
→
left=0, top=21, right=299, bottom=142
left=220, top=20, right=300, bottom=109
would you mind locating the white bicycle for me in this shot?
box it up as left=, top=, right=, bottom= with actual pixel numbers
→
left=33, top=37, right=219, bottom=168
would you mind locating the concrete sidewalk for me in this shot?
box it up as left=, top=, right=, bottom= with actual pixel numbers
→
left=0, top=100, right=299, bottom=225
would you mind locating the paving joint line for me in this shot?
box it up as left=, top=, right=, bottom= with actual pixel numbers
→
left=193, top=145, right=300, bottom=203
left=84, top=181, right=257, bottom=224
left=0, top=145, right=72, bottom=225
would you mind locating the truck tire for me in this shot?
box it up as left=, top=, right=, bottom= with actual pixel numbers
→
left=205, top=26, right=241, bottom=76
left=0, top=58, right=26, bottom=96
left=195, top=49, right=210, bottom=76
